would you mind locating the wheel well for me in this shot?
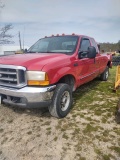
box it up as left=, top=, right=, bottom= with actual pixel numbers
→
left=57, top=75, right=76, bottom=91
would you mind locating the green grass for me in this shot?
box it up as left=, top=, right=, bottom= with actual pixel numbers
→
left=53, top=136, right=58, bottom=141
left=83, top=124, right=99, bottom=134
left=109, top=146, right=120, bottom=155
left=27, top=131, right=32, bottom=135
left=62, top=133, right=69, bottom=140
left=72, top=66, right=119, bottom=117
left=0, top=128, right=4, bottom=133
left=41, top=121, right=51, bottom=126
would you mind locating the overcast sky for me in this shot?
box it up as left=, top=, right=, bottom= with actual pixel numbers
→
left=1, top=0, right=120, bottom=47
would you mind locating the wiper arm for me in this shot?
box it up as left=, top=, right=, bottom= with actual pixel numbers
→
left=46, top=51, right=55, bottom=53
left=26, top=51, right=37, bottom=53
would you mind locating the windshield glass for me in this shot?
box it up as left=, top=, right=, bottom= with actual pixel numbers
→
left=28, top=36, right=78, bottom=54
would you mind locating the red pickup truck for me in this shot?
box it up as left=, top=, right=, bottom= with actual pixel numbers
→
left=0, top=34, right=112, bottom=118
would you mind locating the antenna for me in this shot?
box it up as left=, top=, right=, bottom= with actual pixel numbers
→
left=23, top=25, right=25, bottom=50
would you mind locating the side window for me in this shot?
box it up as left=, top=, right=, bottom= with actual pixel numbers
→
left=90, top=38, right=99, bottom=53
left=80, top=39, right=91, bottom=51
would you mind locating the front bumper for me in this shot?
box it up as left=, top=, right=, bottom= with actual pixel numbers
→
left=0, top=85, right=56, bottom=108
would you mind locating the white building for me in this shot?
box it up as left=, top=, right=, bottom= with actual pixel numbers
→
left=0, top=46, right=29, bottom=56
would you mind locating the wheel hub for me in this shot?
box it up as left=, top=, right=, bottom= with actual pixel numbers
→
left=61, top=91, right=70, bottom=111
left=106, top=71, right=109, bottom=79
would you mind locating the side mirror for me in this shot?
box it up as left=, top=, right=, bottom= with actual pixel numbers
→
left=88, top=46, right=96, bottom=58
left=78, top=51, right=88, bottom=59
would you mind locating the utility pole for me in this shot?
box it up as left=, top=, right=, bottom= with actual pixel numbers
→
left=23, top=25, right=25, bottom=50
left=19, top=31, right=22, bottom=50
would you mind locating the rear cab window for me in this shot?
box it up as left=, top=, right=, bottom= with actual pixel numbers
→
left=90, top=38, right=99, bottom=53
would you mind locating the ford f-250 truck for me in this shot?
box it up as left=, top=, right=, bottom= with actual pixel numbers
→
left=0, top=34, right=112, bottom=118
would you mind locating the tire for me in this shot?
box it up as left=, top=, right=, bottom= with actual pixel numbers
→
left=100, top=66, right=109, bottom=81
left=115, top=99, right=120, bottom=123
left=115, top=111, right=120, bottom=124
left=112, top=56, right=120, bottom=62
left=49, top=83, right=72, bottom=118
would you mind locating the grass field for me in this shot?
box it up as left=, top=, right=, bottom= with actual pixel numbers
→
left=73, top=66, right=118, bottom=120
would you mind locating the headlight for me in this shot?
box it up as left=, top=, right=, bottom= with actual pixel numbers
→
left=27, top=71, right=49, bottom=86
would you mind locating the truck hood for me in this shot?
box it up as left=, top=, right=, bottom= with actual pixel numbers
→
left=0, top=53, right=69, bottom=70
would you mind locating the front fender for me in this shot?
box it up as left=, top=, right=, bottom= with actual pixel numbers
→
left=48, top=66, right=76, bottom=84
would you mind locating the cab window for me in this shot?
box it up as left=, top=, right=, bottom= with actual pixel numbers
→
left=80, top=39, right=91, bottom=51
left=90, top=38, right=99, bottom=53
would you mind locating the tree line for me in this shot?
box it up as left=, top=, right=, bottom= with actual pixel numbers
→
left=99, top=41, right=120, bottom=53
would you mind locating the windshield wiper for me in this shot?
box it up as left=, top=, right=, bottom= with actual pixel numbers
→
left=26, top=51, right=37, bottom=53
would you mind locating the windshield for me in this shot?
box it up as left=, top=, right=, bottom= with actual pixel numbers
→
left=28, top=36, right=78, bottom=54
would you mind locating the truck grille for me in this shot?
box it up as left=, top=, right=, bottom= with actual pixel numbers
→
left=0, top=65, right=26, bottom=88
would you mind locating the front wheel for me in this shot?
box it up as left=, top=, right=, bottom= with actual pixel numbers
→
left=49, top=83, right=72, bottom=118
left=100, top=66, right=109, bottom=81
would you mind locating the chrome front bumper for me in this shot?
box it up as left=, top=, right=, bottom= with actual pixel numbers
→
left=0, top=85, right=56, bottom=108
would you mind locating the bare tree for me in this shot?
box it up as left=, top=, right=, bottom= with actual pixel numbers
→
left=0, top=1, right=14, bottom=45
left=0, top=0, right=4, bottom=8
left=0, top=24, right=14, bottom=45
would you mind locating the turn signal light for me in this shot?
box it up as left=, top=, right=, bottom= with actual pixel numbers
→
left=27, top=80, right=49, bottom=86
left=27, top=73, right=49, bottom=86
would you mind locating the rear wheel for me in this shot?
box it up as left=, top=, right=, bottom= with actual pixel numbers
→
left=115, top=111, right=120, bottom=123
left=100, top=66, right=109, bottom=81
left=49, top=83, right=72, bottom=118
left=115, top=99, right=120, bottom=123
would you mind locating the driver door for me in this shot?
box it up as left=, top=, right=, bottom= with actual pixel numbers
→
left=77, top=38, right=97, bottom=85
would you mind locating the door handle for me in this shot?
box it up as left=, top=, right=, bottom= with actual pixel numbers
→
left=74, top=63, right=78, bottom=67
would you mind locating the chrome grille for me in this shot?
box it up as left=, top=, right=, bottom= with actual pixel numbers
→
left=0, top=65, right=26, bottom=88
